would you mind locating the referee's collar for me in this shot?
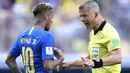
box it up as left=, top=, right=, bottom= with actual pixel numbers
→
left=94, top=20, right=106, bottom=35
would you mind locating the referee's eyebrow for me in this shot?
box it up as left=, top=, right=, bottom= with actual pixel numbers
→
left=79, top=15, right=82, bottom=17
left=79, top=14, right=87, bottom=17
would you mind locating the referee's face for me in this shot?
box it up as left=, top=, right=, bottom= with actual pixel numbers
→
left=79, top=6, right=95, bottom=29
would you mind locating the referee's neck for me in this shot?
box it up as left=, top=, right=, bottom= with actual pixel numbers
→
left=93, top=17, right=104, bottom=31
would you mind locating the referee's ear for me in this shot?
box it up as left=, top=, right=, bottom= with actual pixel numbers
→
left=95, top=12, right=99, bottom=17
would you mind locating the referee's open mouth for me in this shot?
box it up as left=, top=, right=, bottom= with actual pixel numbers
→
left=84, top=22, right=90, bottom=29
left=82, top=20, right=90, bottom=28
left=84, top=22, right=89, bottom=26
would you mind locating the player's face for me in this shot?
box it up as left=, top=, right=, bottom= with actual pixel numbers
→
left=79, top=7, right=95, bottom=29
left=45, top=10, right=53, bottom=31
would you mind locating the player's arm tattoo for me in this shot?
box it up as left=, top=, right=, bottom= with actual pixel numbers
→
left=43, top=47, right=64, bottom=70
left=5, top=53, right=22, bottom=73
left=43, top=58, right=64, bottom=70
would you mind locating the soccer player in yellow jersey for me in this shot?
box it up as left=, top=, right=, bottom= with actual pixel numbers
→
left=61, top=1, right=122, bottom=73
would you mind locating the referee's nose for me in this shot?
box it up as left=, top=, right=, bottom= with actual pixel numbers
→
left=81, top=20, right=86, bottom=24
left=80, top=17, right=86, bottom=23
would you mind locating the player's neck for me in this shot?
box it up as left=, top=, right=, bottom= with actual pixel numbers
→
left=34, top=21, right=46, bottom=30
left=36, top=24, right=45, bottom=29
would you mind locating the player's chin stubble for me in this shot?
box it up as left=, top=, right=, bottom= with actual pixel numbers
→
left=45, top=27, right=49, bottom=31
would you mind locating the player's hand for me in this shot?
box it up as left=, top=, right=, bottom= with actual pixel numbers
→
left=54, top=47, right=64, bottom=59
left=81, top=57, right=94, bottom=67
left=56, top=62, right=68, bottom=71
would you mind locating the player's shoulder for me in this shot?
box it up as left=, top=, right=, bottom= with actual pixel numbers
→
left=20, top=27, right=32, bottom=36
left=40, top=31, right=54, bottom=44
left=19, top=26, right=54, bottom=41
left=34, top=27, right=54, bottom=41
left=21, top=26, right=51, bottom=36
left=34, top=26, right=52, bottom=37
left=102, top=22, right=120, bottom=38
left=43, top=31, right=53, bottom=38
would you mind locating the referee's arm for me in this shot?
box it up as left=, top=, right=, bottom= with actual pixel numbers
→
left=61, top=54, right=90, bottom=68
left=81, top=48, right=122, bottom=68
left=101, top=37, right=122, bottom=66
left=102, top=48, right=122, bottom=66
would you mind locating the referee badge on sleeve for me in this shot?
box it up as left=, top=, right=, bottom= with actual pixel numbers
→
left=92, top=47, right=99, bottom=57
left=46, top=47, right=53, bottom=55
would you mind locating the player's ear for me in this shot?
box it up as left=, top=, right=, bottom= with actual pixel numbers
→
left=44, top=13, right=48, bottom=20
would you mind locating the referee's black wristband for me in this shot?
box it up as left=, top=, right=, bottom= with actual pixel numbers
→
left=92, top=59, right=103, bottom=68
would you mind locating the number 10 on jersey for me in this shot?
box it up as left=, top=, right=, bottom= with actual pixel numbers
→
left=22, top=47, right=35, bottom=73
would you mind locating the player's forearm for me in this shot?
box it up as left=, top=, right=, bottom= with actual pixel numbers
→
left=6, top=60, right=22, bottom=73
left=70, top=60, right=84, bottom=67
left=44, top=57, right=64, bottom=70
left=102, top=54, right=122, bottom=66
left=53, top=57, right=64, bottom=68
left=70, top=55, right=90, bottom=67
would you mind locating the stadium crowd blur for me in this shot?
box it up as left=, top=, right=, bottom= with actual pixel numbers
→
left=0, top=0, right=130, bottom=57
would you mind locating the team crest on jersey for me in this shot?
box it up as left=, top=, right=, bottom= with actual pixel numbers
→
left=92, top=47, right=99, bottom=57
left=46, top=47, right=53, bottom=55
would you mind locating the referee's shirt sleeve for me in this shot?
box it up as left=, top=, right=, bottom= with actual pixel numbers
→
left=10, top=37, right=20, bottom=57
left=107, top=31, right=121, bottom=52
left=41, top=34, right=54, bottom=60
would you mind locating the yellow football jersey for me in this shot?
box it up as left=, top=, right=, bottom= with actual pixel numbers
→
left=88, top=20, right=121, bottom=73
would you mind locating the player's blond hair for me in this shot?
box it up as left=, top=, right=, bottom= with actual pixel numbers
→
left=32, top=3, right=53, bottom=17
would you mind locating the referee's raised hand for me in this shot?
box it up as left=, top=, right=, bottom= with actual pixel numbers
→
left=81, top=57, right=94, bottom=67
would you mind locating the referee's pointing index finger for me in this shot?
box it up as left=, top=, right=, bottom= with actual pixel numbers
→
left=81, top=57, right=89, bottom=62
